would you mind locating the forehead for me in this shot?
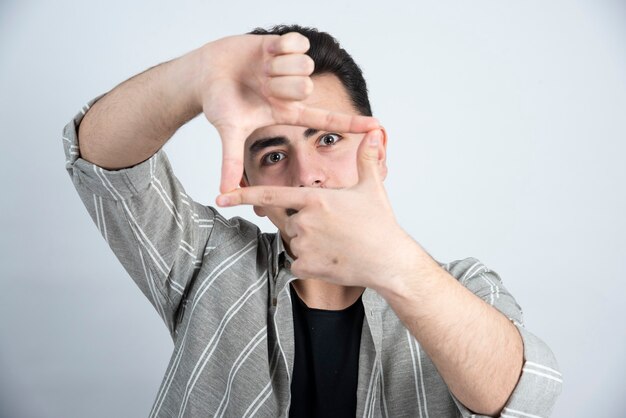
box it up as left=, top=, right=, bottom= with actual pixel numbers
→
left=245, top=73, right=356, bottom=146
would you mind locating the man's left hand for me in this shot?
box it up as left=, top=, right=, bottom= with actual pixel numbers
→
left=216, top=129, right=424, bottom=291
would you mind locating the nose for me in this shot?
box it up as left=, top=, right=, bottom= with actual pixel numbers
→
left=290, top=150, right=326, bottom=188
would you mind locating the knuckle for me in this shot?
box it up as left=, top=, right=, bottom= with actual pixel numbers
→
left=280, top=33, right=297, bottom=51
left=324, top=111, right=337, bottom=127
left=305, top=191, right=322, bottom=207
left=302, top=56, right=315, bottom=74
left=301, top=78, right=314, bottom=96
left=284, top=32, right=308, bottom=51
left=285, top=220, right=296, bottom=236
left=266, top=58, right=278, bottom=75
left=260, top=189, right=275, bottom=205
left=276, top=35, right=288, bottom=52
left=294, top=216, right=307, bottom=232
left=298, top=35, right=310, bottom=52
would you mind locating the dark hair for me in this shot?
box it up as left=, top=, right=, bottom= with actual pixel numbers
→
left=248, top=24, right=372, bottom=116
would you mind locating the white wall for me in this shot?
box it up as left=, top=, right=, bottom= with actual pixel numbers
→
left=1, top=1, right=624, bottom=416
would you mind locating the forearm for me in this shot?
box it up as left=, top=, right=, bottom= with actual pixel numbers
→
left=78, top=45, right=206, bottom=169
left=375, top=242, right=523, bottom=416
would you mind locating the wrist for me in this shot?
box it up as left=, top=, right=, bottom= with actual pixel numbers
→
left=373, top=235, right=437, bottom=300
left=168, top=44, right=210, bottom=116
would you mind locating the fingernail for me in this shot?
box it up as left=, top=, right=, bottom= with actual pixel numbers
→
left=216, top=195, right=230, bottom=206
left=369, top=130, right=381, bottom=147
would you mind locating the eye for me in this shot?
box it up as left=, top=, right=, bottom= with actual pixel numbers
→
left=261, top=151, right=286, bottom=166
left=318, top=133, right=342, bottom=147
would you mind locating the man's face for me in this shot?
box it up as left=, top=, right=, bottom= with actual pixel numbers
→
left=241, top=73, right=388, bottom=239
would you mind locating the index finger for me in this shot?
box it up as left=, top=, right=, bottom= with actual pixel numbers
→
left=216, top=185, right=312, bottom=209
left=284, top=102, right=380, bottom=134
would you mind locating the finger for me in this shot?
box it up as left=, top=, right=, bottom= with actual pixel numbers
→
left=216, top=185, right=312, bottom=209
left=284, top=216, right=298, bottom=238
left=281, top=102, right=380, bottom=134
left=289, top=237, right=302, bottom=258
left=265, top=76, right=314, bottom=101
left=267, top=32, right=310, bottom=55
left=218, top=129, right=245, bottom=194
left=356, top=129, right=385, bottom=185
left=266, top=54, right=314, bottom=77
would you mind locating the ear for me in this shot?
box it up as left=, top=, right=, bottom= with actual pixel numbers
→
left=240, top=172, right=268, bottom=218
left=253, top=205, right=268, bottom=217
left=379, top=127, right=389, bottom=181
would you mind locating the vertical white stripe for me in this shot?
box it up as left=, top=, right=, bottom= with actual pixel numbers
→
left=149, top=241, right=258, bottom=418
left=177, top=272, right=268, bottom=417
left=98, top=196, right=108, bottom=243
left=96, top=167, right=170, bottom=274
left=406, top=330, right=423, bottom=418
left=215, top=327, right=267, bottom=417
left=460, top=261, right=487, bottom=284
left=152, top=176, right=183, bottom=220
left=243, top=342, right=279, bottom=418
left=180, top=240, right=194, bottom=251
left=188, top=240, right=257, bottom=314
left=178, top=245, right=196, bottom=259
left=367, top=365, right=380, bottom=418
left=244, top=387, right=273, bottom=418
left=168, top=278, right=185, bottom=293
left=93, top=165, right=117, bottom=201
left=479, top=273, right=496, bottom=305
left=243, top=338, right=278, bottom=418
left=150, top=182, right=183, bottom=230
left=93, top=194, right=102, bottom=235
left=138, top=245, right=167, bottom=325
left=378, top=356, right=389, bottom=418
left=479, top=272, right=500, bottom=300
left=149, top=155, right=155, bottom=179
left=276, top=281, right=295, bottom=417
left=414, top=338, right=429, bottom=418
left=363, top=352, right=379, bottom=418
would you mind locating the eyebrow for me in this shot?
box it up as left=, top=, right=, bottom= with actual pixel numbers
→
left=248, top=128, right=320, bottom=159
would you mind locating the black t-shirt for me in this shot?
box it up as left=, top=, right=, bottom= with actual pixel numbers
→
left=288, top=282, right=365, bottom=418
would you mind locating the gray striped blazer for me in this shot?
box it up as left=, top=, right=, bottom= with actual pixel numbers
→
left=62, top=95, right=562, bottom=418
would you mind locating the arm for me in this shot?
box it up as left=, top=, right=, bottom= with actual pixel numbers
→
left=78, top=33, right=379, bottom=189
left=376, top=249, right=563, bottom=417
left=65, top=32, right=378, bottom=336
left=374, top=246, right=523, bottom=416
left=218, top=129, right=562, bottom=416
left=77, top=48, right=204, bottom=170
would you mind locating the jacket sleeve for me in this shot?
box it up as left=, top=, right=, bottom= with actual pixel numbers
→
left=62, top=93, right=218, bottom=339
left=441, top=257, right=563, bottom=418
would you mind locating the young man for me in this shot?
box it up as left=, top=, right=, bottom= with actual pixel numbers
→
left=63, top=25, right=562, bottom=417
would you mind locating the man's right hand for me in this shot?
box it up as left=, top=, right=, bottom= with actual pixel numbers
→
left=196, top=33, right=380, bottom=193
left=78, top=32, right=378, bottom=193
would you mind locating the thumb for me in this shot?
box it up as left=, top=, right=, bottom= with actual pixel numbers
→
left=218, top=127, right=246, bottom=194
left=356, top=128, right=384, bottom=186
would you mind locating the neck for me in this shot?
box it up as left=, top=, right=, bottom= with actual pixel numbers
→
left=290, top=278, right=365, bottom=310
